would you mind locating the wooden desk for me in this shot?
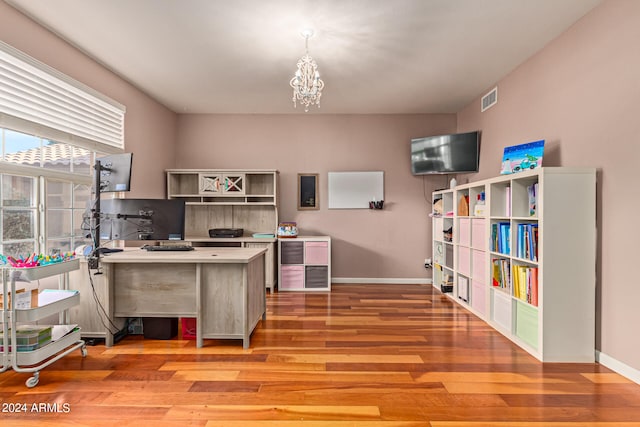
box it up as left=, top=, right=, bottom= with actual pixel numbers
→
left=100, top=247, right=266, bottom=348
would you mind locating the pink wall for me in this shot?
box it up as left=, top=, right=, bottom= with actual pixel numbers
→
left=457, top=0, right=640, bottom=372
left=177, top=114, right=456, bottom=279
left=0, top=2, right=177, bottom=198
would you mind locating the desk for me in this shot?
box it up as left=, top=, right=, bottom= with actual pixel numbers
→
left=100, top=247, right=266, bottom=348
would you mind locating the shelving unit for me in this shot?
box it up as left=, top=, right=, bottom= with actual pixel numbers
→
left=166, top=169, right=279, bottom=291
left=431, top=167, right=596, bottom=362
left=278, top=236, right=331, bottom=291
left=432, top=189, right=454, bottom=293
left=1, top=259, right=86, bottom=387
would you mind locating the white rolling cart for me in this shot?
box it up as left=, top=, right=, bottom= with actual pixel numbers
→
left=1, top=259, right=86, bottom=387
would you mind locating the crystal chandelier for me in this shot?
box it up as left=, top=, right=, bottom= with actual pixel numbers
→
left=290, top=29, right=324, bottom=112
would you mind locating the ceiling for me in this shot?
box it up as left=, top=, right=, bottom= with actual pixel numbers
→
left=5, top=0, right=602, bottom=114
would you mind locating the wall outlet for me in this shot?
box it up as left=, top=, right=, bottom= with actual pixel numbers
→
left=424, top=258, right=432, bottom=269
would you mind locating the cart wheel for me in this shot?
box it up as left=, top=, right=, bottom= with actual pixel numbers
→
left=26, top=374, right=39, bottom=388
left=81, top=345, right=88, bottom=357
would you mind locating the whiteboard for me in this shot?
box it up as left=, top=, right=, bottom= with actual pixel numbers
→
left=328, top=171, right=384, bottom=209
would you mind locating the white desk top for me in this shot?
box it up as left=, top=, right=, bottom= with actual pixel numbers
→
left=100, top=247, right=266, bottom=264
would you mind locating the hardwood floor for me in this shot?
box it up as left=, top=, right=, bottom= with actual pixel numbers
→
left=2, top=284, right=640, bottom=426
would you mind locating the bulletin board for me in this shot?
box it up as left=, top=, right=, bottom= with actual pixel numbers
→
left=328, top=171, right=384, bottom=209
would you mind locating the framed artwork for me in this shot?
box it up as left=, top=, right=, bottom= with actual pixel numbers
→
left=500, top=140, right=545, bottom=175
left=298, top=173, right=319, bottom=210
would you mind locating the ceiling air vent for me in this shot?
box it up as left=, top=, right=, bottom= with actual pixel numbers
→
left=481, top=86, right=498, bottom=112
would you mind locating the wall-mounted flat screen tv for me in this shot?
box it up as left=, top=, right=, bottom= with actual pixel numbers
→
left=411, top=131, right=480, bottom=175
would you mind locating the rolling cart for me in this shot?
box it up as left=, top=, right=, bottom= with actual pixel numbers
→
left=1, top=259, right=86, bottom=387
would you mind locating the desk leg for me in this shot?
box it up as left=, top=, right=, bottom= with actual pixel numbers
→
left=196, top=263, right=203, bottom=349
left=105, top=264, right=114, bottom=347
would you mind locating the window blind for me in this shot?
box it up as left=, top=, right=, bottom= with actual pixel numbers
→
left=0, top=41, right=125, bottom=152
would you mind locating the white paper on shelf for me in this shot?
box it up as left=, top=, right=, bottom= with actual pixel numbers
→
left=37, top=289, right=78, bottom=306
left=51, top=324, right=78, bottom=342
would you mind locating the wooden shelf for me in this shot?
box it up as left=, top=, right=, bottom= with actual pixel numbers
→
left=432, top=167, right=596, bottom=362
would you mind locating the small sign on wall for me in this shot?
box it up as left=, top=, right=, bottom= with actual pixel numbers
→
left=327, top=171, right=384, bottom=209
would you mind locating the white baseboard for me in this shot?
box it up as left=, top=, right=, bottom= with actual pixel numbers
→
left=332, top=278, right=432, bottom=285
left=596, top=350, right=640, bottom=385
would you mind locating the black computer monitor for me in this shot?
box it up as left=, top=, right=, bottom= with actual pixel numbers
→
left=97, top=153, right=133, bottom=193
left=99, top=198, right=185, bottom=241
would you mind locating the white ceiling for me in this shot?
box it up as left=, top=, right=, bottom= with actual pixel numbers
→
left=6, top=0, right=601, bottom=114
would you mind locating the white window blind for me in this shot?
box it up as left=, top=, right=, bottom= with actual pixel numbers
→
left=0, top=41, right=125, bottom=152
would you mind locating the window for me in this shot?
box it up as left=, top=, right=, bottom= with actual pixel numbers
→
left=0, top=41, right=124, bottom=258
left=0, top=128, right=100, bottom=257
left=46, top=180, right=91, bottom=254
left=0, top=173, right=37, bottom=256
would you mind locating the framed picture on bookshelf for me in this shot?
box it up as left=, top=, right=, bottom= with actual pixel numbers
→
left=500, top=140, right=545, bottom=175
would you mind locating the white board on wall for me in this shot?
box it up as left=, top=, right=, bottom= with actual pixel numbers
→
left=328, top=171, right=384, bottom=209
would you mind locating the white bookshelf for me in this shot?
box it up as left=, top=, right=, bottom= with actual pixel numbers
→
left=432, top=167, right=596, bottom=362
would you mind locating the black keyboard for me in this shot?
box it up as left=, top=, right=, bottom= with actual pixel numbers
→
left=142, top=245, right=194, bottom=252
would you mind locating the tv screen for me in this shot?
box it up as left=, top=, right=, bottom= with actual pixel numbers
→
left=99, top=198, right=185, bottom=241
left=411, top=131, right=480, bottom=175
left=97, top=153, right=133, bottom=193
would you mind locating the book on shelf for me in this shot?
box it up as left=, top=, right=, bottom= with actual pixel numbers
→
left=492, top=258, right=511, bottom=291
left=492, top=222, right=511, bottom=255
left=516, top=223, right=538, bottom=261
left=512, top=264, right=539, bottom=306
left=527, top=182, right=539, bottom=217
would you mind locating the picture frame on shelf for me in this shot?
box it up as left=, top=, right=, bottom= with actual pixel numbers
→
left=298, top=173, right=319, bottom=210
left=500, top=140, right=545, bottom=175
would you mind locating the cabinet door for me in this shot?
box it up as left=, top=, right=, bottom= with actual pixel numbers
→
left=199, top=173, right=222, bottom=195
left=222, top=174, right=245, bottom=194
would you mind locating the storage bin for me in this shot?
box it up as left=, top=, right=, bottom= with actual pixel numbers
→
left=305, top=241, right=328, bottom=265
left=471, top=280, right=486, bottom=316
left=472, top=249, right=486, bottom=282
left=305, top=266, right=328, bottom=288
left=181, top=317, right=196, bottom=340
left=492, top=289, right=513, bottom=332
left=458, top=218, right=471, bottom=246
left=280, top=241, right=304, bottom=264
left=515, top=301, right=539, bottom=350
left=142, top=317, right=178, bottom=340
left=279, top=265, right=304, bottom=290
left=0, top=325, right=52, bottom=351
left=471, top=218, right=486, bottom=249
left=458, top=246, right=471, bottom=277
